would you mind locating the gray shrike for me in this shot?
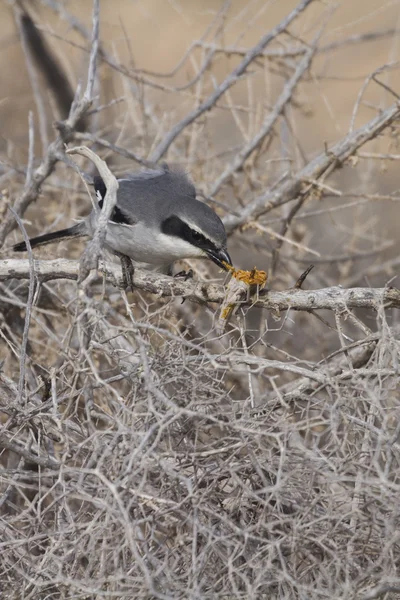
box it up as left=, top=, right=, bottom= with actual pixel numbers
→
left=13, top=165, right=232, bottom=281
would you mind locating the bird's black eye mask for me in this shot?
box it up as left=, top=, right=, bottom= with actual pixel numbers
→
left=161, top=215, right=219, bottom=253
left=94, top=176, right=133, bottom=225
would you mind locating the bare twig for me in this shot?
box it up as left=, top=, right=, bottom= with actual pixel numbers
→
left=74, top=131, right=156, bottom=167
left=7, top=208, right=37, bottom=405
left=350, top=62, right=400, bottom=133
left=83, top=0, right=99, bottom=102
left=25, top=112, right=35, bottom=189
left=194, top=28, right=399, bottom=61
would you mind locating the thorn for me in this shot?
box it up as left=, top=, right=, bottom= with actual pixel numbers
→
left=294, top=264, right=314, bottom=289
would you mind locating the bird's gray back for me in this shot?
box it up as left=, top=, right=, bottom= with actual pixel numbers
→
left=116, top=169, right=197, bottom=224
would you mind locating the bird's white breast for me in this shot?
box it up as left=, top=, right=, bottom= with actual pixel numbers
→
left=105, top=221, right=204, bottom=265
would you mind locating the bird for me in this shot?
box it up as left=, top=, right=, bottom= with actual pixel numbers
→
left=13, top=166, right=232, bottom=286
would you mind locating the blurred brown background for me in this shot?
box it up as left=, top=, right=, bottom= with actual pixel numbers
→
left=1, top=1, right=399, bottom=139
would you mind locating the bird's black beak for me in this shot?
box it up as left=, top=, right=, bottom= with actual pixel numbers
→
left=206, top=248, right=233, bottom=270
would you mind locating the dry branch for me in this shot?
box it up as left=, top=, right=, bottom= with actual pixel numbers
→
left=1, top=258, right=399, bottom=311
left=209, top=40, right=318, bottom=197
left=223, top=100, right=400, bottom=233
left=0, top=432, right=60, bottom=470
left=74, top=131, right=155, bottom=167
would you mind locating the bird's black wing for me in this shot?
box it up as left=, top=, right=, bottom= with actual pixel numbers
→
left=93, top=176, right=135, bottom=225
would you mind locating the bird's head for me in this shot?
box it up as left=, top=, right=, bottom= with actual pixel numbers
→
left=161, top=198, right=232, bottom=270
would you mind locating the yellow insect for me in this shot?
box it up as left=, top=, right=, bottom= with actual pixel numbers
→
left=217, top=264, right=268, bottom=333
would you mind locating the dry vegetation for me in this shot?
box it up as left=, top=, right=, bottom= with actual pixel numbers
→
left=1, top=0, right=400, bottom=598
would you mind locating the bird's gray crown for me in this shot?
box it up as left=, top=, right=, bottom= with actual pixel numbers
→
left=171, top=197, right=227, bottom=250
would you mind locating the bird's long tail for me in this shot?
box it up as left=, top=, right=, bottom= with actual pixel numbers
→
left=13, top=222, right=87, bottom=252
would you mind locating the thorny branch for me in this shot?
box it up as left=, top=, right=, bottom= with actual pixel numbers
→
left=209, top=38, right=319, bottom=197
left=0, top=258, right=399, bottom=312
left=223, top=100, right=400, bottom=233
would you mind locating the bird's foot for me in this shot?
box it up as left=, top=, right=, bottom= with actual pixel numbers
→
left=174, top=269, right=193, bottom=281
